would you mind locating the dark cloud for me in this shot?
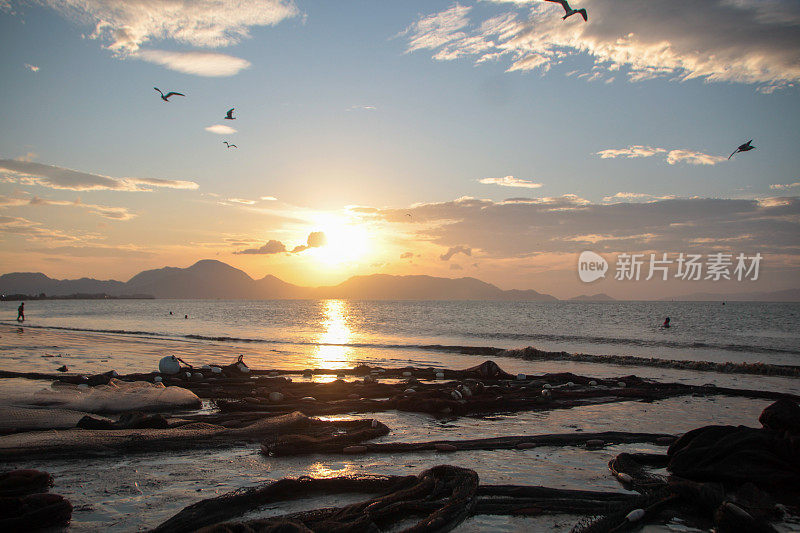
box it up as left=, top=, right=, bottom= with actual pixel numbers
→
left=234, top=240, right=287, bottom=255
left=440, top=245, right=472, bottom=261
left=375, top=195, right=800, bottom=258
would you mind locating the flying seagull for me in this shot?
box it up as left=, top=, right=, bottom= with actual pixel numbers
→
left=545, top=0, right=588, bottom=21
left=154, top=87, right=185, bottom=101
left=225, top=108, right=236, bottom=120
left=223, top=141, right=238, bottom=149
left=728, top=140, right=754, bottom=160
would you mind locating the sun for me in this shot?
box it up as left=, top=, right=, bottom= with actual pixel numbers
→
left=308, top=215, right=371, bottom=266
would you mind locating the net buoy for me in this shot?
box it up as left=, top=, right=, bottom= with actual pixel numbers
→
left=158, top=355, right=181, bottom=375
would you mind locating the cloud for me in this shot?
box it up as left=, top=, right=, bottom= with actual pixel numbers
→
left=135, top=50, right=251, bottom=77
left=596, top=146, right=667, bottom=159
left=227, top=198, right=257, bottom=205
left=0, top=215, right=94, bottom=243
left=400, top=251, right=414, bottom=259
left=449, top=263, right=464, bottom=270
left=234, top=239, right=287, bottom=255
left=290, top=231, right=328, bottom=253
left=479, top=175, right=543, bottom=188
left=39, top=0, right=299, bottom=54
left=260, top=196, right=278, bottom=201
left=440, top=245, right=472, bottom=261
left=24, top=63, right=40, bottom=72
left=375, top=195, right=800, bottom=257
left=0, top=160, right=199, bottom=191
left=25, top=196, right=137, bottom=220
left=205, top=125, right=237, bottom=135
left=401, top=1, right=800, bottom=91
left=596, top=146, right=726, bottom=165
left=602, top=192, right=677, bottom=203
left=665, top=150, right=727, bottom=166
left=347, top=105, right=377, bottom=111
left=770, top=181, right=800, bottom=190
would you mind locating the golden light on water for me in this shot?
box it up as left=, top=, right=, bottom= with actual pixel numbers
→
left=311, top=299, right=355, bottom=369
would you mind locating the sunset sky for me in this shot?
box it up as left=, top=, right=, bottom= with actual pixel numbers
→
left=1, top=0, right=798, bottom=299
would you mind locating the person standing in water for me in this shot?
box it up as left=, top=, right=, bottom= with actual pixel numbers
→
left=17, top=302, right=24, bottom=322
left=662, top=317, right=670, bottom=328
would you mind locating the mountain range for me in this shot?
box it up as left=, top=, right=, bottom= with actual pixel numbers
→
left=1, top=260, right=797, bottom=301
left=0, top=260, right=556, bottom=301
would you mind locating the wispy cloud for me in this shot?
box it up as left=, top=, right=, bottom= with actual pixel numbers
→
left=205, top=125, right=237, bottom=135
left=596, top=146, right=726, bottom=165
left=479, top=175, right=542, bottom=188
left=401, top=1, right=800, bottom=91
left=347, top=104, right=377, bottom=111
left=24, top=63, right=40, bottom=72
left=665, top=150, right=727, bottom=166
left=25, top=196, right=137, bottom=220
left=770, top=181, right=800, bottom=190
left=602, top=192, right=677, bottom=203
left=596, top=146, right=666, bottom=160
left=0, top=215, right=95, bottom=243
left=40, top=0, right=299, bottom=54
left=260, top=196, right=278, bottom=201
left=135, top=50, right=250, bottom=77
left=0, top=160, right=199, bottom=191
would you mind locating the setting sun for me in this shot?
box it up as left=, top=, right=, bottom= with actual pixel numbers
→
left=309, top=216, right=372, bottom=266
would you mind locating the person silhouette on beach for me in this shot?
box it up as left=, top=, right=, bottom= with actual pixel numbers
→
left=17, top=302, right=24, bottom=322
left=662, top=317, right=670, bottom=328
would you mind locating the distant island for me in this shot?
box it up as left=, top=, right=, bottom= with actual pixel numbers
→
left=0, top=260, right=555, bottom=301
left=569, top=293, right=616, bottom=301
left=0, top=293, right=153, bottom=301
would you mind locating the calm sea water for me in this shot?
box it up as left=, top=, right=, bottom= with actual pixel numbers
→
left=2, top=299, right=798, bottom=365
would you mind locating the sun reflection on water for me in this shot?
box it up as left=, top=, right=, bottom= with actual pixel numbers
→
left=311, top=300, right=355, bottom=369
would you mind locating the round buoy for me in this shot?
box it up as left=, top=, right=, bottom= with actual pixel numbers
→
left=402, top=371, right=412, bottom=377
left=588, top=380, right=597, bottom=386
left=542, top=383, right=552, bottom=389
left=158, top=355, right=181, bottom=375
left=625, top=509, right=645, bottom=522
left=153, top=376, right=162, bottom=383
left=268, top=392, right=284, bottom=402
left=617, top=381, right=627, bottom=388
left=404, top=388, right=416, bottom=394
left=435, top=372, right=445, bottom=379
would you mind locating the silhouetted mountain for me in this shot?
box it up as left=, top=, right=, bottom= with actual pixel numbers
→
left=0, top=272, right=126, bottom=297
left=570, top=293, right=616, bottom=301
left=0, top=260, right=555, bottom=301
left=316, top=274, right=556, bottom=301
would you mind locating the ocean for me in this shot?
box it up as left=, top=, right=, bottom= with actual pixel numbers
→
left=3, top=298, right=798, bottom=366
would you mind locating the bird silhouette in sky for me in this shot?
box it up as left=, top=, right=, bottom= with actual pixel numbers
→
left=728, top=140, right=755, bottom=160
left=225, top=108, right=236, bottom=120
left=223, top=141, right=238, bottom=149
left=154, top=87, right=185, bottom=101
left=545, top=0, right=588, bottom=21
